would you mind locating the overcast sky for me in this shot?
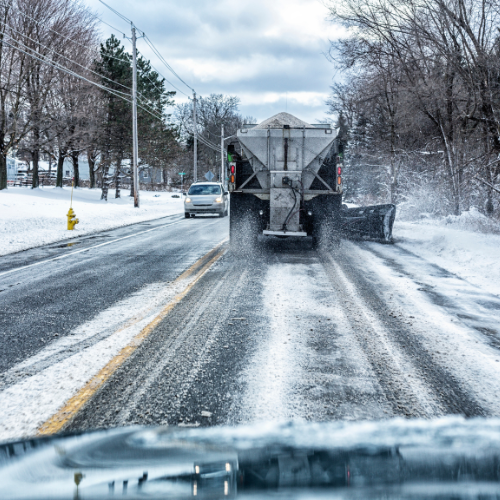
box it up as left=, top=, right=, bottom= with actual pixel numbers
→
left=84, top=0, right=344, bottom=124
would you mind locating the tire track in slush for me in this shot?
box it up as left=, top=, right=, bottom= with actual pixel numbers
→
left=65, top=242, right=488, bottom=433
left=66, top=255, right=258, bottom=430
left=323, top=250, right=487, bottom=417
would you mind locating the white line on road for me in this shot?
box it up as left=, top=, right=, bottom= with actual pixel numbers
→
left=0, top=218, right=185, bottom=279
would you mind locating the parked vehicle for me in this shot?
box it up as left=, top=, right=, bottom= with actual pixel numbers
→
left=13, top=173, right=32, bottom=187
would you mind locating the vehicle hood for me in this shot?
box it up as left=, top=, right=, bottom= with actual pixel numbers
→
left=1, top=418, right=500, bottom=499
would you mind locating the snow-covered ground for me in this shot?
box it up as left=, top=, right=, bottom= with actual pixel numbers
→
left=393, top=208, right=500, bottom=297
left=0, top=186, right=184, bottom=256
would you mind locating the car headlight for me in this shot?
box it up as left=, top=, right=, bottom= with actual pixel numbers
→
left=185, top=197, right=191, bottom=203
left=215, top=197, right=222, bottom=203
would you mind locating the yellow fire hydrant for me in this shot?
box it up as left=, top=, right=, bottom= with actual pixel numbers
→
left=67, top=207, right=79, bottom=230
left=67, top=179, right=79, bottom=230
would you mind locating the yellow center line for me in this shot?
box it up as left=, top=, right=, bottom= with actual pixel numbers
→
left=37, top=241, right=228, bottom=436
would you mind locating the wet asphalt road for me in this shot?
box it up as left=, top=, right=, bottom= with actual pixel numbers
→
left=2, top=218, right=500, bottom=437
left=66, top=236, right=500, bottom=432
left=0, top=215, right=228, bottom=376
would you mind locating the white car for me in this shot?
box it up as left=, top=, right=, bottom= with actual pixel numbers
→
left=184, top=182, right=228, bottom=218
left=13, top=172, right=32, bottom=186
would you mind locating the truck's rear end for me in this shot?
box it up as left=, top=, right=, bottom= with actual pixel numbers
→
left=229, top=112, right=342, bottom=248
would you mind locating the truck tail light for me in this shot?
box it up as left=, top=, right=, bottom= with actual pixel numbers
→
left=337, top=177, right=342, bottom=185
left=229, top=162, right=236, bottom=192
left=338, top=166, right=342, bottom=176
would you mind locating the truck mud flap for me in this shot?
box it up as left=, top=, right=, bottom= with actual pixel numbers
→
left=341, top=204, right=396, bottom=243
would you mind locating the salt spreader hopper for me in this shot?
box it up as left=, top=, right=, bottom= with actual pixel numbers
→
left=228, top=112, right=395, bottom=247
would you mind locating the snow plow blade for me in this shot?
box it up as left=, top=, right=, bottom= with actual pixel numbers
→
left=341, top=204, right=396, bottom=243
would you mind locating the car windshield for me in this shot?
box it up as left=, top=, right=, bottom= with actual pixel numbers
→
left=188, top=184, right=221, bottom=195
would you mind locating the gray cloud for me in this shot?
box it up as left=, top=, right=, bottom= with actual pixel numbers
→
left=86, top=0, right=341, bottom=123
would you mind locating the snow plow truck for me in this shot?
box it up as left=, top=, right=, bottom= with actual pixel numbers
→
left=228, top=112, right=396, bottom=248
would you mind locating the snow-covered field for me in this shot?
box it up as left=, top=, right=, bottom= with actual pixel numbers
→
left=0, top=186, right=184, bottom=256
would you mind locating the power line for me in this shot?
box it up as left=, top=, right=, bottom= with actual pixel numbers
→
left=177, top=115, right=220, bottom=152
left=92, top=1, right=188, bottom=97
left=5, top=34, right=129, bottom=101
left=184, top=128, right=218, bottom=152
left=197, top=136, right=219, bottom=152
left=96, top=17, right=127, bottom=37
left=185, top=129, right=220, bottom=152
left=141, top=55, right=189, bottom=97
left=6, top=4, right=131, bottom=65
left=4, top=35, right=164, bottom=122
left=181, top=120, right=219, bottom=151
left=122, top=36, right=189, bottom=97
left=99, top=0, right=132, bottom=25
left=134, top=49, right=184, bottom=98
left=4, top=3, right=185, bottom=127
left=0, top=18, right=133, bottom=98
left=3, top=6, right=175, bottom=114
left=1, top=19, right=167, bottom=115
left=199, top=134, right=220, bottom=150
left=142, top=35, right=194, bottom=92
left=96, top=1, right=194, bottom=94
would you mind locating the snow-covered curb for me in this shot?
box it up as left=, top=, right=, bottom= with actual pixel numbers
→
left=0, top=186, right=184, bottom=256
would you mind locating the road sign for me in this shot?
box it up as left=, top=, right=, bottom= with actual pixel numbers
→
left=204, top=171, right=215, bottom=181
left=179, top=172, right=186, bottom=176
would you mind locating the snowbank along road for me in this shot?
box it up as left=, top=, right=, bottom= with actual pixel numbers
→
left=1, top=218, right=500, bottom=440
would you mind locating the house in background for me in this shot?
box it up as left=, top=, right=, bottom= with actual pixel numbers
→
left=6, top=155, right=91, bottom=184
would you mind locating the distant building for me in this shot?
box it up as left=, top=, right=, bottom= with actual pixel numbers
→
left=6, top=156, right=28, bottom=184
left=6, top=156, right=92, bottom=183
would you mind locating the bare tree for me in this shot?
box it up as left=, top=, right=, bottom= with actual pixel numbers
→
left=175, top=94, right=244, bottom=181
left=0, top=0, right=30, bottom=190
left=327, top=0, right=500, bottom=216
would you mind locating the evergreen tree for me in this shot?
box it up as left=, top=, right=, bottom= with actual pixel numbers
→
left=94, top=35, right=132, bottom=200
left=95, top=36, right=179, bottom=198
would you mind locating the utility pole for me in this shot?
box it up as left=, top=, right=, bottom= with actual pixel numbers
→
left=131, top=24, right=139, bottom=208
left=193, top=92, right=197, bottom=182
left=220, top=124, right=224, bottom=184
